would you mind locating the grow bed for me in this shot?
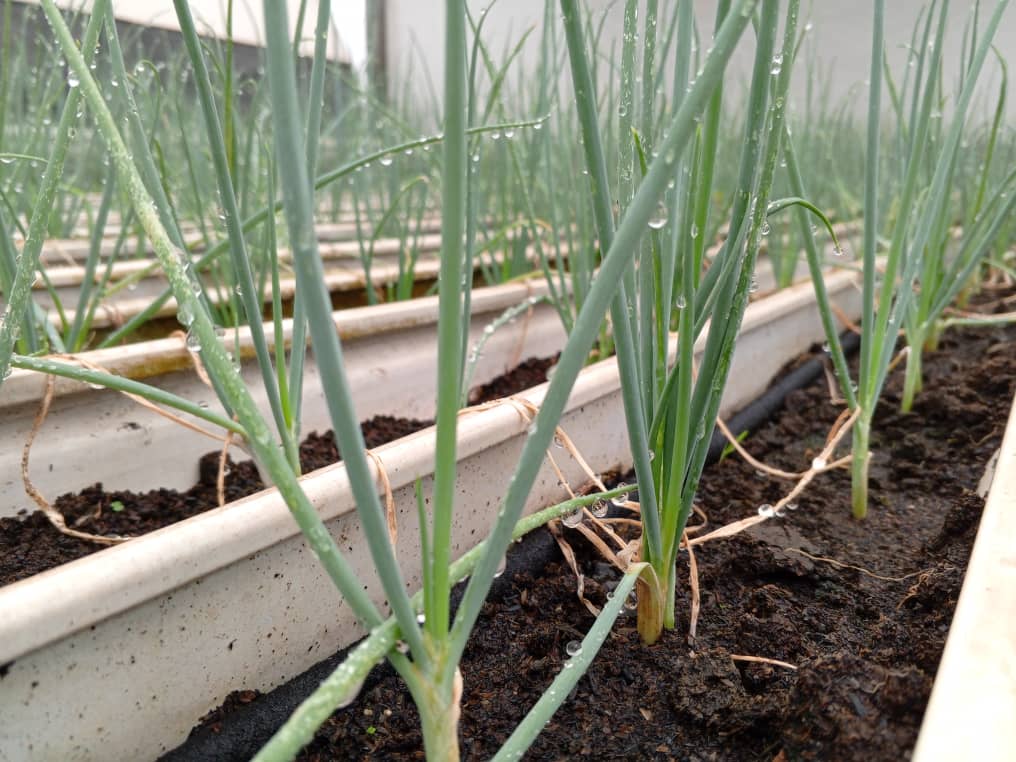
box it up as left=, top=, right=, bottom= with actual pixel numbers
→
left=0, top=270, right=864, bottom=759
left=179, top=303, right=1014, bottom=760
left=0, top=357, right=558, bottom=586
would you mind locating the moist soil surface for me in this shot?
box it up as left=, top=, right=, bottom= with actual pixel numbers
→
left=190, top=304, right=1013, bottom=761
left=0, top=357, right=556, bottom=586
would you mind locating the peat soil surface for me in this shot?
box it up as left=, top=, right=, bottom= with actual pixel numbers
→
left=0, top=356, right=556, bottom=586
left=264, top=316, right=1010, bottom=760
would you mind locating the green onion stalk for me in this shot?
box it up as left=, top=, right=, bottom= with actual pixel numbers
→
left=559, top=0, right=819, bottom=644
left=849, top=0, right=1010, bottom=518
left=899, top=49, right=1015, bottom=413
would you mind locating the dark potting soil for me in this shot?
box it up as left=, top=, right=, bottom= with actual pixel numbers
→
left=194, top=312, right=1012, bottom=761
left=0, top=357, right=557, bottom=587
left=468, top=355, right=559, bottom=404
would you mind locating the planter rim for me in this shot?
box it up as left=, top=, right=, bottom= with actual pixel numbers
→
left=1, top=278, right=557, bottom=409
left=0, top=269, right=858, bottom=665
left=913, top=391, right=1016, bottom=761
left=35, top=231, right=446, bottom=286
left=29, top=216, right=445, bottom=260
left=28, top=245, right=552, bottom=331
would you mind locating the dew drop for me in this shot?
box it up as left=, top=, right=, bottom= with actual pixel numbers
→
left=647, top=203, right=668, bottom=230
left=562, top=507, right=584, bottom=528
left=379, top=156, right=393, bottom=167
left=67, top=73, right=80, bottom=88
left=416, top=612, right=426, bottom=626
left=770, top=53, right=784, bottom=76
left=610, top=487, right=630, bottom=508
left=553, top=434, right=565, bottom=449
left=760, top=220, right=771, bottom=236
left=591, top=500, right=609, bottom=519
left=494, top=556, right=507, bottom=578
left=811, top=457, right=827, bottom=470
left=395, top=640, right=410, bottom=654
left=757, top=504, right=775, bottom=518
left=185, top=331, right=201, bottom=353
left=748, top=277, right=760, bottom=294
left=565, top=640, right=582, bottom=657
left=178, top=303, right=195, bottom=327
left=336, top=677, right=366, bottom=709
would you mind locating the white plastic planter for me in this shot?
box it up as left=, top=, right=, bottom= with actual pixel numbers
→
left=0, top=228, right=855, bottom=509
left=33, top=217, right=446, bottom=265
left=0, top=279, right=566, bottom=509
left=14, top=220, right=860, bottom=332
left=0, top=268, right=863, bottom=761
left=22, top=231, right=450, bottom=330
left=913, top=394, right=1016, bottom=762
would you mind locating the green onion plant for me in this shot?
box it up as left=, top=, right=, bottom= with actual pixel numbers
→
left=804, top=0, right=1012, bottom=519
left=897, top=34, right=1016, bottom=412
left=558, top=0, right=849, bottom=643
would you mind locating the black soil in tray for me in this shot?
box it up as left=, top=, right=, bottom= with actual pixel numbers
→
left=0, top=356, right=557, bottom=586
left=187, top=306, right=1013, bottom=760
